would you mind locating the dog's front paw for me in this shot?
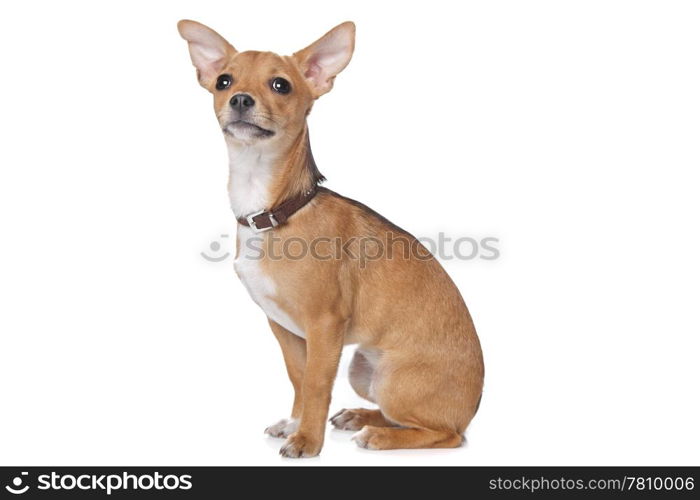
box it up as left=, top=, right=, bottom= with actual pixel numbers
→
left=279, top=432, right=323, bottom=458
left=264, top=418, right=298, bottom=438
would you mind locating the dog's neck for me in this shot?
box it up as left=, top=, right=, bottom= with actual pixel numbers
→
left=225, top=126, right=322, bottom=218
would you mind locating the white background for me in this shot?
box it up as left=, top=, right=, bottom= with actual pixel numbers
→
left=1, top=0, right=699, bottom=466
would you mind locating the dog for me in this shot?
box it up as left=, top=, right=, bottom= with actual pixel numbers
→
left=177, top=20, right=484, bottom=458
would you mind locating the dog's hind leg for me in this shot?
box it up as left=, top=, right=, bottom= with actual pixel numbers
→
left=351, top=351, right=481, bottom=450
left=331, top=348, right=396, bottom=431
left=352, top=426, right=463, bottom=450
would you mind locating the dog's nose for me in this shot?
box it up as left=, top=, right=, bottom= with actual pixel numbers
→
left=229, top=93, right=255, bottom=110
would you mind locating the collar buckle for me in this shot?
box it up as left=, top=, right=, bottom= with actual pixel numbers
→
left=246, top=209, right=277, bottom=233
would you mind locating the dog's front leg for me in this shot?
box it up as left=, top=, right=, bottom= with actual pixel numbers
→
left=279, top=317, right=345, bottom=458
left=265, top=320, right=306, bottom=438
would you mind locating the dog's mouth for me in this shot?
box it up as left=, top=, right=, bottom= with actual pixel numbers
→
left=223, top=120, right=275, bottom=139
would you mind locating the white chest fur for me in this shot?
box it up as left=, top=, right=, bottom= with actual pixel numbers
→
left=234, top=228, right=305, bottom=338
left=228, top=141, right=306, bottom=339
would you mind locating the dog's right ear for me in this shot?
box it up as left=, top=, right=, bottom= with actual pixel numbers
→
left=177, top=20, right=237, bottom=88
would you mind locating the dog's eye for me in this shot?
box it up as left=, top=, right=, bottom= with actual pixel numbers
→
left=270, top=77, right=291, bottom=94
left=215, top=74, right=232, bottom=91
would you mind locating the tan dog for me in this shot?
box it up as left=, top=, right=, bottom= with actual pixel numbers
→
left=177, top=20, right=484, bottom=458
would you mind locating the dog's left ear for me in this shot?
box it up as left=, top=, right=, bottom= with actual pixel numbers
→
left=177, top=19, right=237, bottom=88
left=293, top=21, right=355, bottom=98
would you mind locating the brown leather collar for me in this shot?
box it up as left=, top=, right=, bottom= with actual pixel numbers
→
left=237, top=186, right=318, bottom=232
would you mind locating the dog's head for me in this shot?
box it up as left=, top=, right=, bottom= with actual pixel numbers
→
left=178, top=20, right=355, bottom=145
